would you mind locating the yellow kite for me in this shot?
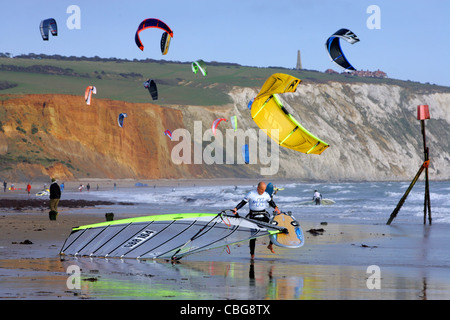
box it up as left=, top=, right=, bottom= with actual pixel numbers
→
left=250, top=73, right=329, bottom=155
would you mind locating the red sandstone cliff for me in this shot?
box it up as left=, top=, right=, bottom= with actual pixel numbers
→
left=0, top=94, right=219, bottom=181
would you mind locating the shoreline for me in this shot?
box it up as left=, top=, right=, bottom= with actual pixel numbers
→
left=3, top=177, right=450, bottom=193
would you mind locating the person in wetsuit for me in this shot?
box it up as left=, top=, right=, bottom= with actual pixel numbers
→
left=313, top=190, right=322, bottom=205
left=232, top=182, right=281, bottom=260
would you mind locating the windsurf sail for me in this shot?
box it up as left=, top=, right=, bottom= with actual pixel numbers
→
left=60, top=212, right=285, bottom=260
left=250, top=73, right=329, bottom=155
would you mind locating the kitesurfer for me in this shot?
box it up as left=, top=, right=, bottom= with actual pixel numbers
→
left=313, top=190, right=322, bottom=205
left=232, top=182, right=281, bottom=260
left=49, top=178, right=61, bottom=219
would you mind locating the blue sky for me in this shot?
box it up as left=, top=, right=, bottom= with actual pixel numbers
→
left=1, top=0, right=449, bottom=86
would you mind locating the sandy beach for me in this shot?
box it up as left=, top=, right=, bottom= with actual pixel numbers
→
left=1, top=179, right=450, bottom=303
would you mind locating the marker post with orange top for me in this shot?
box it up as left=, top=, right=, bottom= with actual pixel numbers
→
left=387, top=105, right=432, bottom=225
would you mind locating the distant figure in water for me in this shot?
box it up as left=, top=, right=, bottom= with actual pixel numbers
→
left=313, top=190, right=322, bottom=205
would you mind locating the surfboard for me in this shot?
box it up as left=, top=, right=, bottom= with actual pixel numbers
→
left=269, top=212, right=304, bottom=248
left=298, top=199, right=335, bottom=205
left=36, top=189, right=49, bottom=196
left=322, top=199, right=335, bottom=205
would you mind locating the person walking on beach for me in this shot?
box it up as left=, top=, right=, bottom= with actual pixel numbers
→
left=232, top=182, right=281, bottom=260
left=49, top=178, right=61, bottom=217
left=3, top=181, right=6, bottom=192
left=26, top=183, right=31, bottom=195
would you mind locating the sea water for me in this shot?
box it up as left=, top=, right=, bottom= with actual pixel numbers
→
left=68, top=180, right=450, bottom=225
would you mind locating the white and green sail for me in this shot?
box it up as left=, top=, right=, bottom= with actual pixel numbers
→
left=60, top=212, right=283, bottom=260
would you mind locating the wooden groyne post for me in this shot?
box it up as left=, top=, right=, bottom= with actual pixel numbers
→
left=387, top=105, right=432, bottom=225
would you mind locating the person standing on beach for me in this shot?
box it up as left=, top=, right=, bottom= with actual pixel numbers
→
left=3, top=181, right=6, bottom=192
left=49, top=178, right=61, bottom=215
left=232, top=182, right=281, bottom=260
left=26, top=183, right=31, bottom=195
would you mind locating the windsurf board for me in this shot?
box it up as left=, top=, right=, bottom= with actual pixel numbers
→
left=269, top=212, right=304, bottom=248
left=298, top=199, right=335, bottom=205
left=36, top=189, right=49, bottom=196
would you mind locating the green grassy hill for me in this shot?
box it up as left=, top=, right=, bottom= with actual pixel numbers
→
left=1, top=54, right=448, bottom=106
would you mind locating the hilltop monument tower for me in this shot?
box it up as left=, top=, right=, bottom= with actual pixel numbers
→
left=296, top=50, right=302, bottom=70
